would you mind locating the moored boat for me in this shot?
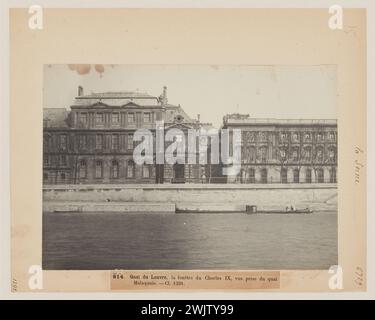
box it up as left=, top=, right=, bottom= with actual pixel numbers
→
left=245, top=205, right=313, bottom=214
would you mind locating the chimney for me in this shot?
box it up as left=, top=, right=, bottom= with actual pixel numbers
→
left=162, top=86, right=168, bottom=105
left=197, top=114, right=201, bottom=122
left=78, top=85, right=84, bottom=96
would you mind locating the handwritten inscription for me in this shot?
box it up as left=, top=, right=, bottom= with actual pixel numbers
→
left=354, top=266, right=364, bottom=287
left=11, top=278, right=18, bottom=292
left=354, top=147, right=364, bottom=184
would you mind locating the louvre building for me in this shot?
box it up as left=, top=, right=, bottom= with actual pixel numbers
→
left=43, top=87, right=337, bottom=185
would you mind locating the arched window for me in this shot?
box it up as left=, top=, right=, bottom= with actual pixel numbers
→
left=112, top=160, right=119, bottom=178
left=95, top=160, right=103, bottom=178
left=127, top=160, right=135, bottom=178
left=79, top=160, right=86, bottom=179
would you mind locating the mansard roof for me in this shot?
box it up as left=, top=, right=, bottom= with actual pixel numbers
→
left=72, top=90, right=162, bottom=108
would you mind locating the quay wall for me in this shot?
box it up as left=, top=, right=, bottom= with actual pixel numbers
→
left=43, top=184, right=338, bottom=212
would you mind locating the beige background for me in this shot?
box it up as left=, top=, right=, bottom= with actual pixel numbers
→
left=9, top=8, right=366, bottom=293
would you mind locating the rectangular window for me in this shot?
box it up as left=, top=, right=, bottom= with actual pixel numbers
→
left=293, top=169, right=300, bottom=183
left=259, top=132, right=267, bottom=142
left=112, top=161, right=119, bottom=178
left=60, top=134, right=67, bottom=150
left=96, top=134, right=103, bottom=149
left=316, top=132, right=324, bottom=142
left=249, top=168, right=255, bottom=183
left=281, top=168, right=288, bottom=183
left=127, top=113, right=135, bottom=123
left=79, top=135, right=87, bottom=149
left=261, top=169, right=267, bottom=183
left=303, top=148, right=311, bottom=161
left=143, top=112, right=151, bottom=123
left=61, top=155, right=67, bottom=166
left=79, top=113, right=88, bottom=124
left=127, top=134, right=134, bottom=149
left=127, top=161, right=134, bottom=178
left=292, top=133, right=299, bottom=142
left=305, top=169, right=312, bottom=183
left=317, top=168, right=324, bottom=183
left=142, top=166, right=150, bottom=178
left=280, top=132, right=287, bottom=142
left=95, top=160, right=103, bottom=178
left=79, top=160, right=86, bottom=179
left=112, top=134, right=119, bottom=150
left=112, top=113, right=120, bottom=124
left=330, top=167, right=337, bottom=183
left=260, top=147, right=267, bottom=162
left=316, top=148, right=324, bottom=162
left=304, top=133, right=311, bottom=141
left=292, top=150, right=299, bottom=161
left=95, top=113, right=104, bottom=124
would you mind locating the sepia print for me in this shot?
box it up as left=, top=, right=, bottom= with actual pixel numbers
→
left=9, top=8, right=366, bottom=292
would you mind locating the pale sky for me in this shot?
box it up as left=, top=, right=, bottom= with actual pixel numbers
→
left=43, top=64, right=337, bottom=127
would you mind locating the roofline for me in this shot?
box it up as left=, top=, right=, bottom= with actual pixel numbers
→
left=75, top=95, right=158, bottom=100
left=70, top=105, right=164, bottom=109
left=223, top=119, right=337, bottom=126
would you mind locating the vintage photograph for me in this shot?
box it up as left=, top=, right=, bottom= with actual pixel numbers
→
left=42, top=64, right=338, bottom=270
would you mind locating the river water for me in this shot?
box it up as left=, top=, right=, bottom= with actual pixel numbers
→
left=43, top=211, right=337, bottom=270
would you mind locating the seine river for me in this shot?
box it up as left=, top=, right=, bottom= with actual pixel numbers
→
left=43, top=211, right=337, bottom=270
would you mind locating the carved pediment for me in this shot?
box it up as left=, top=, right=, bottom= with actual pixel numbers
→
left=165, top=123, right=194, bottom=130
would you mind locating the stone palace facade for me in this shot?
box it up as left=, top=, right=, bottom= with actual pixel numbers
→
left=222, top=114, right=337, bottom=184
left=43, top=86, right=213, bottom=184
left=43, top=88, right=337, bottom=185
